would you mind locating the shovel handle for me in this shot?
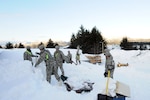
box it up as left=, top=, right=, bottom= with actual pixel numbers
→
left=106, top=70, right=110, bottom=95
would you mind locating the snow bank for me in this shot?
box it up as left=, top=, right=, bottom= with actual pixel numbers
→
left=0, top=48, right=150, bottom=100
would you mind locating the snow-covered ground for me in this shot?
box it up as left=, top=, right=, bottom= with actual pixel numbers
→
left=0, top=46, right=150, bottom=100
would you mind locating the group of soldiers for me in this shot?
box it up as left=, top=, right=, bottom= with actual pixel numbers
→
left=24, top=44, right=81, bottom=85
left=24, top=44, right=115, bottom=86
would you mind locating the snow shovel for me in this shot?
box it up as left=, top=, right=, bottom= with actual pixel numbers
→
left=32, top=54, right=39, bottom=73
left=71, top=60, right=77, bottom=65
left=60, top=75, right=73, bottom=91
left=97, top=70, right=113, bottom=100
left=33, top=55, right=38, bottom=73
left=106, top=70, right=110, bottom=95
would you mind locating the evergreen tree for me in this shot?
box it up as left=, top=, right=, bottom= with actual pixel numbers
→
left=69, top=33, right=77, bottom=49
left=120, top=37, right=129, bottom=50
left=71, top=34, right=76, bottom=43
left=82, top=27, right=106, bottom=54
left=46, top=39, right=55, bottom=48
left=18, top=43, right=25, bottom=48
left=5, top=42, right=13, bottom=49
left=69, top=25, right=106, bottom=54
left=0, top=45, right=2, bottom=48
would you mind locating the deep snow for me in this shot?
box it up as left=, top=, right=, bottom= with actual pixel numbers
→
left=0, top=46, right=150, bottom=100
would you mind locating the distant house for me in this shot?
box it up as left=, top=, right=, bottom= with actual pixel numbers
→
left=130, top=42, right=150, bottom=50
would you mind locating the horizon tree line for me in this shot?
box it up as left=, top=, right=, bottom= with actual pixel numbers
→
left=1, top=25, right=149, bottom=51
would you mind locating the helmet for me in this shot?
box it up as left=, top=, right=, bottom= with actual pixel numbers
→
left=55, top=45, right=59, bottom=49
left=38, top=44, right=45, bottom=50
left=104, top=49, right=111, bottom=56
left=26, top=46, right=31, bottom=49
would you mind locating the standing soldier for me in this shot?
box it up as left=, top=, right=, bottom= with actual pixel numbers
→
left=76, top=45, right=81, bottom=65
left=76, top=51, right=81, bottom=65
left=54, top=45, right=66, bottom=76
left=34, top=44, right=62, bottom=85
left=24, top=46, right=38, bottom=65
left=104, top=49, right=115, bottom=78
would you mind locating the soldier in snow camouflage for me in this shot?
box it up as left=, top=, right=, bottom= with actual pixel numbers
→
left=24, top=46, right=38, bottom=65
left=104, top=49, right=115, bottom=78
left=54, top=45, right=66, bottom=76
left=34, top=45, right=61, bottom=84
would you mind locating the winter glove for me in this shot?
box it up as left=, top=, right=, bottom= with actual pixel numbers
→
left=104, top=72, right=108, bottom=77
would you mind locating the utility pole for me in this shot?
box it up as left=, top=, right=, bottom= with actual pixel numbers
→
left=100, top=42, right=104, bottom=53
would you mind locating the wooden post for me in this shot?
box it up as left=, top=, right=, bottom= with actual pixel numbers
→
left=100, top=42, right=104, bottom=53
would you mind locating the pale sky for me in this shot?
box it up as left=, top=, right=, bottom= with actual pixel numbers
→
left=0, top=0, right=150, bottom=43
